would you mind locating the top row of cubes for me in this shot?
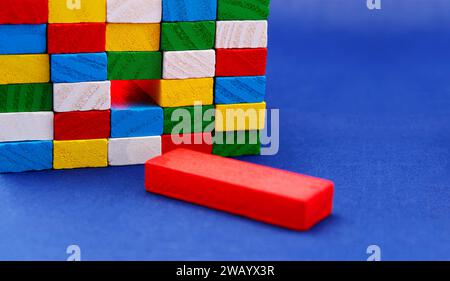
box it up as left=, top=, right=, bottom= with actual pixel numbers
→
left=0, top=0, right=270, bottom=24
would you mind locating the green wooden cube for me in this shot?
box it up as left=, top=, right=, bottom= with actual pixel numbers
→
left=161, top=21, right=216, bottom=51
left=0, top=83, right=53, bottom=113
left=218, top=0, right=271, bottom=20
left=107, top=52, right=162, bottom=80
left=163, top=105, right=215, bottom=134
left=213, top=130, right=261, bottom=157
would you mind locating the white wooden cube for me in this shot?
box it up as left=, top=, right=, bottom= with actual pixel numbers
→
left=53, top=81, right=111, bottom=113
left=108, top=136, right=162, bottom=166
left=107, top=0, right=162, bottom=23
left=216, top=20, right=268, bottom=49
left=163, top=50, right=216, bottom=79
left=0, top=112, right=54, bottom=142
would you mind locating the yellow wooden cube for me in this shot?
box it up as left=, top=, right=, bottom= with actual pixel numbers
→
left=53, top=139, right=108, bottom=169
left=215, top=102, right=266, bottom=132
left=0, top=54, right=49, bottom=85
left=147, top=78, right=214, bottom=107
left=49, top=0, right=106, bottom=23
left=106, top=24, right=160, bottom=51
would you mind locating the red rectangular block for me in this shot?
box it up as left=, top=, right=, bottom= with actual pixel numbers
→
left=162, top=133, right=213, bottom=154
left=111, top=80, right=155, bottom=106
left=145, top=149, right=334, bottom=231
left=216, top=48, right=267, bottom=77
left=0, top=0, right=48, bottom=24
left=48, top=23, right=106, bottom=54
left=54, top=110, right=111, bottom=141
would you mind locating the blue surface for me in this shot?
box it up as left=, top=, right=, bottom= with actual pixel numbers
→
left=0, top=24, right=47, bottom=55
left=0, top=141, right=52, bottom=173
left=215, top=76, right=266, bottom=104
left=163, top=0, right=217, bottom=22
left=111, top=105, right=164, bottom=138
left=51, top=53, right=107, bottom=83
left=0, top=0, right=449, bottom=260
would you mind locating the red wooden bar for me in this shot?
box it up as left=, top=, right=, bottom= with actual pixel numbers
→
left=162, top=133, right=213, bottom=154
left=48, top=23, right=106, bottom=54
left=0, top=0, right=48, bottom=24
left=146, top=149, right=334, bottom=230
left=216, top=48, right=267, bottom=77
left=54, top=110, right=111, bottom=141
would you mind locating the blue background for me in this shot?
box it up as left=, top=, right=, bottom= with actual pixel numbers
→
left=1, top=0, right=449, bottom=260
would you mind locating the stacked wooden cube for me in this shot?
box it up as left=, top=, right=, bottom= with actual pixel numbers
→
left=213, top=0, right=269, bottom=157
left=0, top=0, right=270, bottom=173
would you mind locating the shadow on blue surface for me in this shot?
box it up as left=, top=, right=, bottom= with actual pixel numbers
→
left=0, top=1, right=449, bottom=260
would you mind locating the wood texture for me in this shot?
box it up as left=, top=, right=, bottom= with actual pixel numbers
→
left=0, top=83, right=53, bottom=113
left=161, top=21, right=216, bottom=51
left=216, top=20, right=268, bottom=49
left=107, top=52, right=162, bottom=80
left=107, top=0, right=162, bottom=23
left=163, top=50, right=216, bottom=79
left=0, top=54, right=49, bottom=85
left=145, top=78, right=214, bottom=107
left=0, top=24, right=47, bottom=54
left=53, top=81, right=111, bottom=112
left=106, top=23, right=160, bottom=51
left=51, top=53, right=108, bottom=83
left=48, top=0, right=106, bottom=23
left=216, top=48, right=267, bottom=77
left=163, top=105, right=215, bottom=134
left=0, top=112, right=54, bottom=142
left=214, top=76, right=266, bottom=104
left=53, top=139, right=108, bottom=169
left=48, top=23, right=106, bottom=54
left=111, top=105, right=163, bottom=138
left=108, top=136, right=162, bottom=166
left=218, top=0, right=271, bottom=20
left=212, top=130, right=261, bottom=157
left=0, top=141, right=53, bottom=173
left=0, top=0, right=48, bottom=24
left=215, top=101, right=266, bottom=132
left=163, top=0, right=217, bottom=22
left=54, top=110, right=111, bottom=140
